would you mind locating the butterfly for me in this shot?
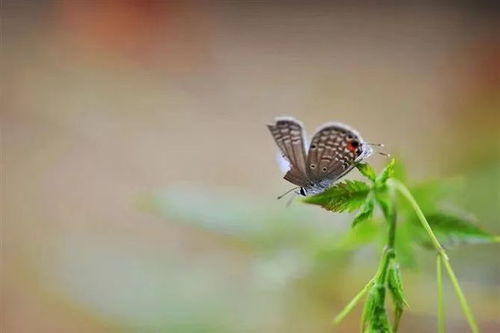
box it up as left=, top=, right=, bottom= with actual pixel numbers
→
left=267, top=117, right=374, bottom=197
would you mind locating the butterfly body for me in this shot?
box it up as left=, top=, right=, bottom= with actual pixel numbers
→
left=267, top=117, right=373, bottom=196
left=299, top=178, right=337, bottom=196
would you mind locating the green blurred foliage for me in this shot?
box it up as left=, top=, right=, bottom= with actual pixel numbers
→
left=138, top=157, right=499, bottom=332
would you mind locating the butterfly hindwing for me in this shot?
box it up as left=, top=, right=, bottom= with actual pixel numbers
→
left=306, top=123, right=365, bottom=182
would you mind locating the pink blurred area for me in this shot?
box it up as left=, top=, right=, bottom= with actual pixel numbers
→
left=2, top=1, right=500, bottom=332
left=52, top=1, right=212, bottom=72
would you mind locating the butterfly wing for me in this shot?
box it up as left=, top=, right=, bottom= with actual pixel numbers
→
left=306, top=122, right=372, bottom=182
left=267, top=117, right=309, bottom=187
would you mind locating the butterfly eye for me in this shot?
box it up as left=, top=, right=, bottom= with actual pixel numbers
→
left=310, top=144, right=317, bottom=149
left=310, top=164, right=316, bottom=169
left=299, top=188, right=306, bottom=196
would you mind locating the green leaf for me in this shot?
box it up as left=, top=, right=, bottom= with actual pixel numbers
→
left=412, top=212, right=499, bottom=248
left=376, top=158, right=396, bottom=186
left=361, top=285, right=378, bottom=332
left=352, top=194, right=375, bottom=227
left=357, top=163, right=377, bottom=182
left=303, top=180, right=371, bottom=213
left=387, top=262, right=408, bottom=332
left=362, top=284, right=392, bottom=333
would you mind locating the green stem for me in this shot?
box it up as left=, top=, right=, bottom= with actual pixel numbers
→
left=436, top=255, right=445, bottom=333
left=333, top=185, right=397, bottom=327
left=376, top=248, right=395, bottom=285
left=373, top=183, right=399, bottom=285
left=333, top=278, right=375, bottom=324
left=389, top=180, right=448, bottom=260
left=390, top=179, right=479, bottom=333
left=386, top=184, right=398, bottom=252
left=442, top=259, right=479, bottom=333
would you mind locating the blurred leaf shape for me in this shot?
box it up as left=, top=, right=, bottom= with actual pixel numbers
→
left=142, top=185, right=315, bottom=241
left=47, top=234, right=303, bottom=332
left=392, top=220, right=417, bottom=268
left=142, top=184, right=384, bottom=286
left=375, top=189, right=393, bottom=223
left=352, top=194, right=375, bottom=228
left=406, top=177, right=465, bottom=214
left=142, top=184, right=361, bottom=262
left=410, top=212, right=500, bottom=248
left=145, top=185, right=268, bottom=236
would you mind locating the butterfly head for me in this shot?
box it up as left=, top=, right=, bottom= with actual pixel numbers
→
left=357, top=141, right=374, bottom=161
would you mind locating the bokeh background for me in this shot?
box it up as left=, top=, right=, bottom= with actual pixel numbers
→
left=2, top=1, right=500, bottom=332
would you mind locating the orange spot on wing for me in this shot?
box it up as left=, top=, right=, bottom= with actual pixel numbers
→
left=347, top=142, right=357, bottom=152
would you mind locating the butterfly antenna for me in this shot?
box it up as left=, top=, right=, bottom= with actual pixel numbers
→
left=377, top=151, right=391, bottom=158
left=366, top=142, right=391, bottom=158
left=286, top=192, right=298, bottom=207
left=277, top=187, right=299, bottom=200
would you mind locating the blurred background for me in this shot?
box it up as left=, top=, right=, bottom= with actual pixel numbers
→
left=2, top=1, right=500, bottom=332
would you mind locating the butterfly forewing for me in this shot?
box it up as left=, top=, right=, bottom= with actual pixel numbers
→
left=306, top=124, right=364, bottom=182
left=267, top=118, right=309, bottom=187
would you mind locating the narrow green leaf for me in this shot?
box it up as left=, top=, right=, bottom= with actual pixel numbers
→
left=352, top=194, right=375, bottom=227
left=376, top=158, right=396, bottom=186
left=387, top=262, right=408, bottom=332
left=388, top=262, right=407, bottom=307
left=362, top=284, right=392, bottom=333
left=412, top=212, right=499, bottom=248
left=361, top=285, right=378, bottom=332
left=357, top=163, right=377, bottom=182
left=303, top=180, right=370, bottom=213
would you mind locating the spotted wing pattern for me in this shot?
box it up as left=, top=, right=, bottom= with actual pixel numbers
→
left=267, top=118, right=308, bottom=187
left=306, top=124, right=365, bottom=182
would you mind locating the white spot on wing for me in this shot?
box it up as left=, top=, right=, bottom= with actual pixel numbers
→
left=275, top=152, right=290, bottom=174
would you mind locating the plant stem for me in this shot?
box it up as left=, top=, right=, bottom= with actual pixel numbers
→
left=333, top=186, right=398, bottom=327
left=386, top=184, right=397, bottom=251
left=333, top=278, right=375, bottom=324
left=390, top=179, right=479, bottom=333
left=389, top=180, right=448, bottom=260
left=375, top=185, right=397, bottom=280
left=442, top=258, right=479, bottom=333
left=436, top=255, right=445, bottom=333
